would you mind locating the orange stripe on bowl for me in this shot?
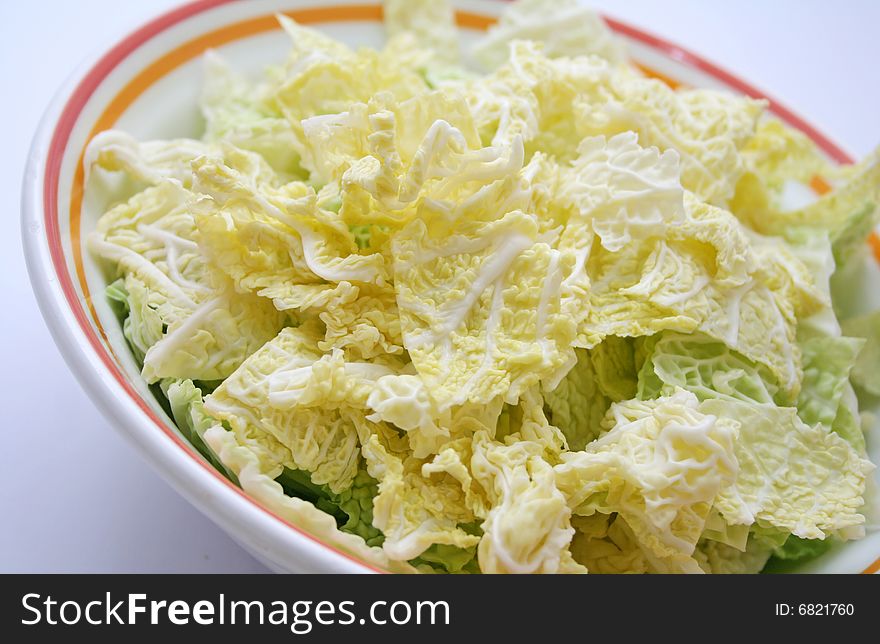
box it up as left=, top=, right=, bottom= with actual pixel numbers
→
left=809, top=174, right=833, bottom=195
left=869, top=231, right=880, bottom=265
left=633, top=61, right=683, bottom=89
left=454, top=10, right=497, bottom=30
left=862, top=556, right=880, bottom=574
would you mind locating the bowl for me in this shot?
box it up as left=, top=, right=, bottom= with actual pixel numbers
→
left=22, top=0, right=880, bottom=574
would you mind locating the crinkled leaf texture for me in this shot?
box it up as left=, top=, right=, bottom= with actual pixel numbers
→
left=84, top=2, right=880, bottom=574
left=556, top=390, right=739, bottom=573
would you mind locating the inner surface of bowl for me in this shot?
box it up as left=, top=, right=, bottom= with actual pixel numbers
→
left=28, top=0, right=880, bottom=574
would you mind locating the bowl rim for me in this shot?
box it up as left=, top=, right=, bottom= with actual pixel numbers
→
left=21, top=0, right=877, bottom=574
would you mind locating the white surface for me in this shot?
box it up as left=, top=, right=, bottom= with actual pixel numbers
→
left=1, top=0, right=878, bottom=573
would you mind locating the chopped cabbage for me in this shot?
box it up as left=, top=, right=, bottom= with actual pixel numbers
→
left=86, top=0, right=879, bottom=574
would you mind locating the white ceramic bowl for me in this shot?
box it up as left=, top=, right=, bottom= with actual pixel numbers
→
left=22, top=0, right=880, bottom=574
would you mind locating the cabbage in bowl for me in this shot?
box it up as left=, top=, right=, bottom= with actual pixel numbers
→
left=86, top=0, right=880, bottom=573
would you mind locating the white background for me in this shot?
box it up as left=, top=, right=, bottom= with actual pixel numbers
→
left=1, top=0, right=878, bottom=572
